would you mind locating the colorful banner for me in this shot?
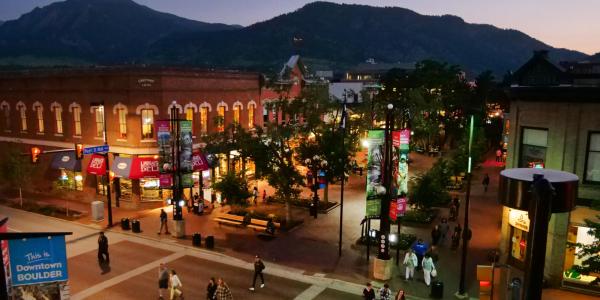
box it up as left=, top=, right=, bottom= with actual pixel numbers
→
left=182, top=173, right=194, bottom=188
left=397, top=197, right=407, bottom=217
left=156, top=120, right=172, bottom=173
left=130, top=157, right=159, bottom=179
left=395, top=129, right=410, bottom=195
left=389, top=201, right=398, bottom=222
left=8, top=235, right=68, bottom=286
left=366, top=130, right=384, bottom=218
left=192, top=151, right=210, bottom=171
left=179, top=120, right=193, bottom=173
left=159, top=174, right=173, bottom=188
left=399, top=129, right=410, bottom=152
left=86, top=154, right=106, bottom=175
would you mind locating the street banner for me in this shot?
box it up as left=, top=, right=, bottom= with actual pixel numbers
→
left=156, top=120, right=172, bottom=173
left=182, top=173, right=193, bottom=188
left=390, top=201, right=398, bottom=222
left=86, top=154, right=106, bottom=175
left=1, top=218, right=11, bottom=294
left=111, top=156, right=132, bottom=178
left=394, top=129, right=410, bottom=195
left=8, top=235, right=68, bottom=286
left=399, top=129, right=410, bottom=153
left=397, top=197, right=407, bottom=216
left=398, top=153, right=408, bottom=195
left=159, top=174, right=173, bottom=188
left=192, top=151, right=210, bottom=171
left=130, top=157, right=159, bottom=179
left=366, top=130, right=384, bottom=218
left=179, top=120, right=193, bottom=173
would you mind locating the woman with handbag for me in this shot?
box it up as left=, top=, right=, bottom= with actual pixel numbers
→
left=170, top=270, right=184, bottom=299
left=422, top=253, right=436, bottom=287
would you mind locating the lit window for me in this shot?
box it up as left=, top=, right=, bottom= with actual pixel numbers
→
left=585, top=132, right=600, bottom=182
left=248, top=104, right=255, bottom=128
left=217, top=106, right=225, bottom=132
left=263, top=106, right=269, bottom=123
left=94, top=107, right=104, bottom=138
left=54, top=107, right=63, bottom=134
left=18, top=104, right=27, bottom=131
left=200, top=107, right=208, bottom=134
left=72, top=106, right=82, bottom=136
left=186, top=107, right=194, bottom=135
left=520, top=128, right=548, bottom=168
left=141, top=109, right=154, bottom=139
left=233, top=105, right=240, bottom=124
left=34, top=104, right=44, bottom=133
left=117, top=108, right=127, bottom=138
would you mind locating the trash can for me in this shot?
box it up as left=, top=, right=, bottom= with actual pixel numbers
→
left=192, top=233, right=201, bottom=247
left=131, top=219, right=141, bottom=233
left=91, top=201, right=104, bottom=221
left=430, top=280, right=443, bottom=299
left=121, top=218, right=130, bottom=230
left=511, top=278, right=522, bottom=300
left=205, top=235, right=214, bottom=249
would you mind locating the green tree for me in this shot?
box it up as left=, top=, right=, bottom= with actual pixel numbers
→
left=569, top=216, right=600, bottom=275
left=0, top=148, right=35, bottom=207
left=211, top=171, right=252, bottom=206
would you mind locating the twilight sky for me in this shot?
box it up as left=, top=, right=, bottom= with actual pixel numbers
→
left=1, top=0, right=599, bottom=55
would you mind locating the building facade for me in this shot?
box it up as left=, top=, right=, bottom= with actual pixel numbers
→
left=501, top=51, right=600, bottom=294
left=0, top=67, right=262, bottom=209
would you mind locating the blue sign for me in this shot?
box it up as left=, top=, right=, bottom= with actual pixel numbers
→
left=8, top=236, right=68, bottom=286
left=83, top=145, right=109, bottom=155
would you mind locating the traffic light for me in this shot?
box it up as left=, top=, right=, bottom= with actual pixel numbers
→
left=30, top=147, right=41, bottom=164
left=75, top=143, right=84, bottom=160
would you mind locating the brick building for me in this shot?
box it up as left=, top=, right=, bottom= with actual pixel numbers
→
left=0, top=67, right=263, bottom=209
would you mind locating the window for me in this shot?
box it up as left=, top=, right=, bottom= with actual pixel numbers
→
left=200, top=107, right=208, bottom=134
left=3, top=108, right=9, bottom=131
left=248, top=104, right=255, bottom=128
left=72, top=106, right=82, bottom=136
left=585, top=132, right=600, bottom=182
left=263, top=106, right=269, bottom=123
left=519, top=128, right=548, bottom=168
left=141, top=109, right=154, bottom=139
left=117, top=108, right=127, bottom=138
left=186, top=107, right=194, bottom=135
left=217, top=106, right=225, bottom=132
left=34, top=104, right=44, bottom=133
left=54, top=107, right=63, bottom=134
left=233, top=105, right=240, bottom=124
left=94, top=107, right=105, bottom=138
left=17, top=104, right=27, bottom=131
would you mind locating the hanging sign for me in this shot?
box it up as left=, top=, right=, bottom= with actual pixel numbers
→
left=156, top=120, right=173, bottom=173
left=8, top=236, right=68, bottom=286
left=397, top=197, right=407, bottom=217
left=508, top=209, right=530, bottom=232
left=389, top=201, right=398, bottom=222
left=159, top=174, right=173, bottom=188
left=86, top=154, right=106, bottom=175
left=192, top=151, right=210, bottom=171
left=179, top=120, right=193, bottom=173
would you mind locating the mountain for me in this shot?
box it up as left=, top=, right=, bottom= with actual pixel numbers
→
left=0, top=0, right=240, bottom=65
left=590, top=52, right=600, bottom=62
left=145, top=2, right=588, bottom=75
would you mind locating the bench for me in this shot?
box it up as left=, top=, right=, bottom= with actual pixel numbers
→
left=213, top=213, right=245, bottom=227
left=247, top=218, right=281, bottom=232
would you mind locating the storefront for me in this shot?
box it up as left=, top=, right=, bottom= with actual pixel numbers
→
left=507, top=208, right=529, bottom=269
left=129, top=156, right=162, bottom=202
left=50, top=151, right=83, bottom=191
left=562, top=206, right=600, bottom=293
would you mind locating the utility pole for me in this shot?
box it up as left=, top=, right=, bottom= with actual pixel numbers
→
left=338, top=90, right=347, bottom=257
left=457, top=115, right=475, bottom=297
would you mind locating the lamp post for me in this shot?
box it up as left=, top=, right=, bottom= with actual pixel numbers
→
left=456, top=115, right=474, bottom=298
left=91, top=102, right=113, bottom=227
left=305, top=155, right=327, bottom=219
left=338, top=90, right=347, bottom=257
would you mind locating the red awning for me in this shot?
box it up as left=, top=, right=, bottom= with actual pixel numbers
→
left=192, top=151, right=210, bottom=171
left=86, top=154, right=106, bottom=175
left=129, top=157, right=159, bottom=179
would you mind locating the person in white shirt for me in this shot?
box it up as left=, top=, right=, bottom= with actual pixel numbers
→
left=422, top=253, right=436, bottom=286
left=403, top=249, right=418, bottom=280
left=169, top=270, right=183, bottom=300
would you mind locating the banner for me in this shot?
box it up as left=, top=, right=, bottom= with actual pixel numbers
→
left=9, top=235, right=68, bottom=286
left=130, top=157, right=159, bottom=179
left=390, top=201, right=398, bottom=222
left=179, top=120, right=193, bottom=173
left=395, top=129, right=410, bottom=195
left=397, top=197, right=407, bottom=217
left=1, top=218, right=11, bottom=293
left=366, top=130, right=384, bottom=218
left=159, top=174, right=173, bottom=188
left=182, top=173, right=194, bottom=188
left=192, top=151, right=210, bottom=171
left=156, top=120, right=172, bottom=173
left=86, top=154, right=106, bottom=175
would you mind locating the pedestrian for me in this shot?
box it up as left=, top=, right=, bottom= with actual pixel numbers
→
left=158, top=208, right=170, bottom=234
left=431, top=225, right=441, bottom=248
left=411, top=239, right=428, bottom=269
left=169, top=270, right=183, bottom=300
left=482, top=173, right=490, bottom=192
left=249, top=255, right=266, bottom=291
left=496, top=148, right=502, bottom=162
left=193, top=193, right=200, bottom=214
left=262, top=189, right=267, bottom=204
left=451, top=224, right=462, bottom=251
left=252, top=187, right=258, bottom=205
left=422, top=253, right=436, bottom=287
left=362, top=282, right=375, bottom=300
left=379, top=283, right=392, bottom=300
left=452, top=197, right=461, bottom=212
left=215, top=278, right=233, bottom=300
left=97, top=232, right=109, bottom=263
left=403, top=249, right=418, bottom=280
left=439, top=218, right=450, bottom=246
left=207, top=277, right=217, bottom=300
left=449, top=203, right=457, bottom=221
left=395, top=290, right=406, bottom=300
left=158, top=263, right=169, bottom=299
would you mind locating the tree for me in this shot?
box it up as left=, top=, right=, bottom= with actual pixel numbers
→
left=0, top=148, right=35, bottom=207
left=211, top=172, right=251, bottom=206
left=569, top=216, right=600, bottom=275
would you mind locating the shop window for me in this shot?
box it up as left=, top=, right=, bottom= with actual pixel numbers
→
left=233, top=105, right=240, bottom=124
left=117, top=108, right=127, bottom=139
left=507, top=208, right=529, bottom=268
left=584, top=132, right=600, bottom=183
left=34, top=104, right=44, bottom=133
left=141, top=178, right=161, bottom=201
left=563, top=224, right=599, bottom=287
left=248, top=104, right=255, bottom=128
left=119, top=178, right=132, bottom=201
left=56, top=170, right=83, bottom=191
left=217, top=106, right=225, bottom=132
left=94, top=107, right=105, bottom=138
left=200, top=107, right=208, bottom=134
left=519, top=127, right=548, bottom=168
left=72, top=106, right=82, bottom=136
left=141, top=108, right=154, bottom=139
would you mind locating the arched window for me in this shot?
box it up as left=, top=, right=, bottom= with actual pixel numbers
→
left=136, top=103, right=159, bottom=140
left=247, top=100, right=257, bottom=128
left=232, top=102, right=243, bottom=125
left=17, top=102, right=27, bottom=132
left=199, top=102, right=211, bottom=134
left=51, top=102, right=63, bottom=134
left=33, top=102, right=44, bottom=133
left=1, top=101, right=10, bottom=131
left=113, top=103, right=128, bottom=139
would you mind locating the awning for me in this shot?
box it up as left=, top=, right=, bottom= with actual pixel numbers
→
left=129, top=157, right=159, bottom=179
left=51, top=151, right=81, bottom=171
left=192, top=151, right=210, bottom=171
left=111, top=157, right=132, bottom=178
left=86, top=154, right=106, bottom=175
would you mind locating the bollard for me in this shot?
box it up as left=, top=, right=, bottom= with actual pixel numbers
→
left=205, top=235, right=214, bottom=249
left=121, top=218, right=130, bottom=230
left=132, top=219, right=141, bottom=233
left=192, top=233, right=201, bottom=247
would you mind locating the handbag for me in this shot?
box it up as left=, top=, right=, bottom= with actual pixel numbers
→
left=431, top=268, right=437, bottom=277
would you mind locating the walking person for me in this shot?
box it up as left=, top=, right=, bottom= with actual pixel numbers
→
left=430, top=225, right=441, bottom=249
left=411, top=239, right=428, bottom=269
left=379, top=283, right=392, bottom=300
left=252, top=187, right=258, bottom=205
left=422, top=253, right=436, bottom=287
left=403, top=249, right=418, bottom=280
left=215, top=278, right=233, bottom=300
left=97, top=232, right=109, bottom=263
left=262, top=189, right=267, bottom=204
left=482, top=173, right=490, bottom=192
left=169, top=270, right=183, bottom=300
left=496, top=148, right=502, bottom=162
left=249, top=255, right=265, bottom=291
left=158, top=209, right=170, bottom=234
left=158, top=263, right=169, bottom=299
left=362, top=282, right=375, bottom=300
left=439, top=218, right=450, bottom=246
left=206, top=277, right=217, bottom=300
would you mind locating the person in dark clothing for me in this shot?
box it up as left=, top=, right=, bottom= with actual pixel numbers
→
left=158, top=209, right=169, bottom=234
left=363, top=282, right=375, bottom=300
left=452, top=197, right=461, bottom=212
left=265, top=219, right=276, bottom=235
left=482, top=174, right=490, bottom=192
left=431, top=225, right=442, bottom=248
left=206, top=277, right=217, bottom=300
left=97, top=232, right=109, bottom=262
left=249, top=255, right=265, bottom=291
left=158, top=263, right=169, bottom=299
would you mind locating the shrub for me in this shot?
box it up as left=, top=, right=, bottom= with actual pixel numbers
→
left=212, top=172, right=252, bottom=206
left=399, top=209, right=437, bottom=224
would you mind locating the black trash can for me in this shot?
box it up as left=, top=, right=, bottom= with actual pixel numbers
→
left=430, top=280, right=443, bottom=299
left=192, top=233, right=201, bottom=247
left=121, top=218, right=130, bottom=230
left=205, top=235, right=214, bottom=249
left=131, top=219, right=141, bottom=233
left=511, top=278, right=522, bottom=300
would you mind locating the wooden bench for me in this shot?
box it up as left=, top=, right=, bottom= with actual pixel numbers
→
left=247, top=218, right=281, bottom=232
left=213, top=213, right=245, bottom=227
